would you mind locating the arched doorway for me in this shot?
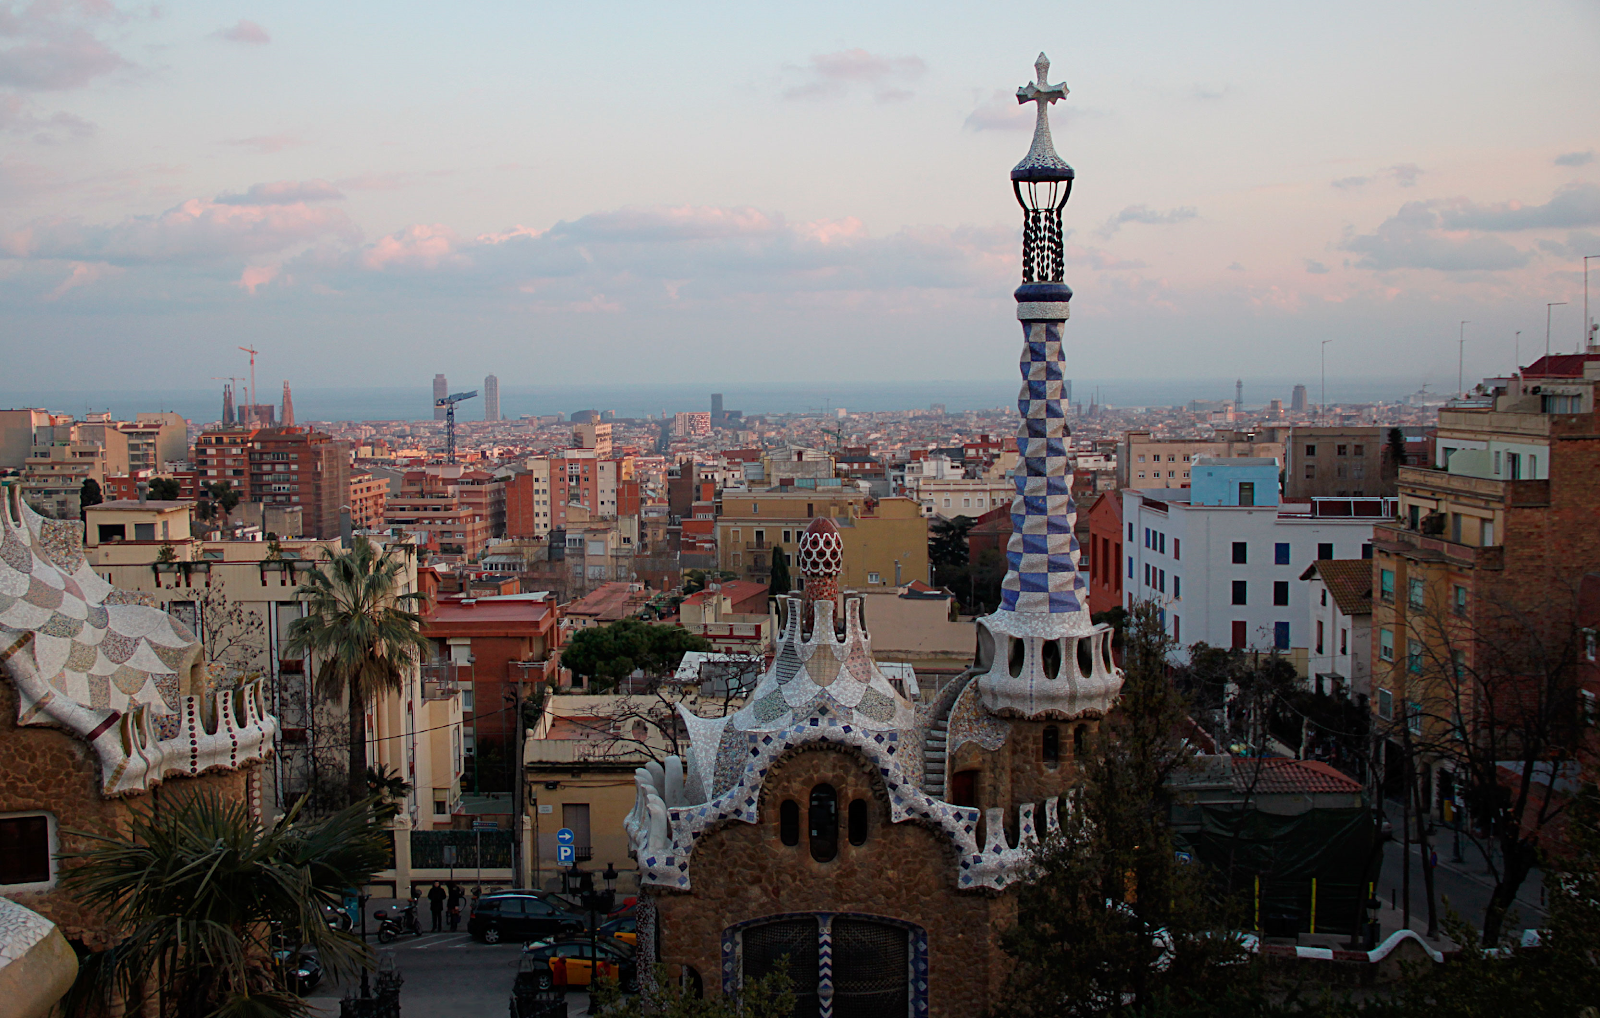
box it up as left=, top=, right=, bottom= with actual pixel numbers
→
left=728, top=912, right=928, bottom=1017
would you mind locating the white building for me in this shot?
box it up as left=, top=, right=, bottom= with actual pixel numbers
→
left=1301, top=560, right=1374, bottom=700
left=1122, top=459, right=1392, bottom=672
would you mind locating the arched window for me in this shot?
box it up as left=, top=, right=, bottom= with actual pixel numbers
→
left=1073, top=725, right=1086, bottom=757
left=1042, top=725, right=1060, bottom=766
left=808, top=784, right=838, bottom=862
left=1041, top=639, right=1061, bottom=679
left=779, top=799, right=800, bottom=847
left=950, top=770, right=980, bottom=808
left=848, top=798, right=868, bottom=846
left=1008, top=636, right=1026, bottom=677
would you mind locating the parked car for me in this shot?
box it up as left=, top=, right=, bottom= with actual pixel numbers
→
left=597, top=914, right=637, bottom=947
left=520, top=937, right=636, bottom=990
left=468, top=891, right=586, bottom=944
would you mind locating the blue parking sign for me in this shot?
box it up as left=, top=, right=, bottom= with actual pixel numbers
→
left=556, top=844, right=574, bottom=864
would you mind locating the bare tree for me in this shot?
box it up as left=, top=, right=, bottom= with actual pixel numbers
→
left=1383, top=576, right=1589, bottom=944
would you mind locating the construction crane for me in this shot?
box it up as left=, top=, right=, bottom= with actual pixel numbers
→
left=238, top=346, right=259, bottom=426
left=434, top=390, right=478, bottom=464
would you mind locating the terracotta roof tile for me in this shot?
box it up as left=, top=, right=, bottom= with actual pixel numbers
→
left=1231, top=758, right=1363, bottom=795
left=1302, top=559, right=1372, bottom=617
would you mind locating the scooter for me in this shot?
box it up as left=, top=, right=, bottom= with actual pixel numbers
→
left=374, top=902, right=423, bottom=943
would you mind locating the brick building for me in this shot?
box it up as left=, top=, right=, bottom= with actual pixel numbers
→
left=1084, top=490, right=1123, bottom=617
left=191, top=426, right=350, bottom=540
left=1283, top=426, right=1389, bottom=499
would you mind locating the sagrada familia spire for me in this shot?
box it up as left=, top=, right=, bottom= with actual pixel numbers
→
left=974, top=53, right=1119, bottom=719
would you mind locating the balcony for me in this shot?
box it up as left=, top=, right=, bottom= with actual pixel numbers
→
left=1398, top=467, right=1549, bottom=507
left=1374, top=522, right=1505, bottom=570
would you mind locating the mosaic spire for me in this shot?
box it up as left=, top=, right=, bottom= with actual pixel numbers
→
left=975, top=55, right=1118, bottom=720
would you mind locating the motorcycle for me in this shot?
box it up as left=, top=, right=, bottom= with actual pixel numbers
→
left=374, top=902, right=423, bottom=943
left=323, top=902, right=353, bottom=932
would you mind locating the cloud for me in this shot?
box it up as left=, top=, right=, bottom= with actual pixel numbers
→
left=215, top=179, right=344, bottom=205
left=1192, top=83, right=1230, bottom=100
left=1227, top=262, right=1245, bottom=271
left=1096, top=204, right=1198, bottom=238
left=1554, top=150, right=1594, bottom=167
left=1534, top=230, right=1600, bottom=260
left=0, top=93, right=93, bottom=140
left=963, top=89, right=1031, bottom=132
left=237, top=263, right=278, bottom=293
left=1, top=197, right=360, bottom=265
left=213, top=20, right=270, bottom=45
left=1439, top=183, right=1600, bottom=231
left=0, top=25, right=125, bottom=91
left=1305, top=259, right=1330, bottom=274
left=222, top=132, right=306, bottom=154
left=1341, top=199, right=1530, bottom=271
left=783, top=49, right=925, bottom=103
left=360, top=224, right=468, bottom=271
left=45, top=260, right=121, bottom=299
left=1331, top=164, right=1423, bottom=190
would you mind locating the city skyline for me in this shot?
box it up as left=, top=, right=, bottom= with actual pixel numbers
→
left=2, top=1, right=1597, bottom=392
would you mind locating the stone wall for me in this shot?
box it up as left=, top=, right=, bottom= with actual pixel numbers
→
left=0, top=680, right=250, bottom=951
left=653, top=743, right=1016, bottom=1018
left=950, top=719, right=1094, bottom=844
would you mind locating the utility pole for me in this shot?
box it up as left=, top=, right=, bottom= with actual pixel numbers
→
left=1514, top=331, right=1521, bottom=371
left=1458, top=321, right=1469, bottom=396
left=1546, top=303, right=1567, bottom=359
left=1585, top=255, right=1599, bottom=351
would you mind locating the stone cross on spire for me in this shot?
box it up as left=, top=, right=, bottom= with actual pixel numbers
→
left=1012, top=53, right=1074, bottom=181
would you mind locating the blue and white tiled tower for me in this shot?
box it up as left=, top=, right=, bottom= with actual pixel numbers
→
left=975, top=54, right=1121, bottom=720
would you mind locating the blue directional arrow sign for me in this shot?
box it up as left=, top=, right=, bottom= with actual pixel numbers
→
left=556, top=845, right=574, bottom=864
left=556, top=828, right=574, bottom=846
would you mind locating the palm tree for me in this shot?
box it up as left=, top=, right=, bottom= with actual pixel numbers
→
left=62, top=792, right=391, bottom=1018
left=286, top=537, right=430, bottom=806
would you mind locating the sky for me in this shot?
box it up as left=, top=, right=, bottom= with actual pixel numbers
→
left=2, top=0, right=1599, bottom=396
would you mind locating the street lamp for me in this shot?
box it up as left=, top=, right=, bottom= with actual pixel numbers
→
left=1458, top=321, right=1469, bottom=397
left=1546, top=302, right=1568, bottom=359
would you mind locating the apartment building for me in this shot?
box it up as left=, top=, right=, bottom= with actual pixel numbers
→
left=715, top=490, right=928, bottom=589
left=1117, top=428, right=1286, bottom=488
left=20, top=436, right=116, bottom=517
left=1084, top=490, right=1123, bottom=616
left=81, top=502, right=462, bottom=827
left=676, top=580, right=773, bottom=655
left=192, top=427, right=350, bottom=540
left=1283, top=426, right=1389, bottom=499
left=1123, top=459, right=1389, bottom=669
left=673, top=411, right=712, bottom=438
left=118, top=411, right=189, bottom=473
left=423, top=593, right=562, bottom=795
left=385, top=473, right=492, bottom=560
left=1370, top=356, right=1600, bottom=812
left=349, top=471, right=390, bottom=530
left=0, top=407, right=59, bottom=468
left=558, top=509, right=642, bottom=590
left=504, top=458, right=554, bottom=538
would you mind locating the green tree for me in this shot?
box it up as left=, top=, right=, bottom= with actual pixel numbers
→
left=78, top=477, right=102, bottom=519
left=929, top=514, right=975, bottom=588
left=768, top=546, right=792, bottom=597
left=560, top=619, right=712, bottom=693
left=993, top=601, right=1256, bottom=1017
left=205, top=480, right=242, bottom=524
left=148, top=476, right=182, bottom=501
left=61, top=792, right=391, bottom=1018
left=285, top=537, right=430, bottom=805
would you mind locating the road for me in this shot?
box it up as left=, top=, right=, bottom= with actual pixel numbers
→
left=304, top=900, right=593, bottom=1017
left=1374, top=826, right=1547, bottom=938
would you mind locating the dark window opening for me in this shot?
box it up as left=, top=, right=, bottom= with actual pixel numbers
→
left=0, top=816, right=50, bottom=885
left=1076, top=637, right=1094, bottom=677
left=1072, top=725, right=1086, bottom=757
left=1274, top=581, right=1290, bottom=606
left=847, top=799, right=868, bottom=846
left=1232, top=541, right=1248, bottom=564
left=779, top=799, right=800, bottom=846
left=1008, top=636, right=1025, bottom=678
left=1042, top=726, right=1060, bottom=766
left=808, top=784, right=838, bottom=862
left=1232, top=580, right=1248, bottom=605
left=1318, top=542, right=1333, bottom=560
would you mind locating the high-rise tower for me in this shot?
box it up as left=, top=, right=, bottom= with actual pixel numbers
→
left=433, top=374, right=448, bottom=420
left=281, top=381, right=295, bottom=428
left=1236, top=378, right=1244, bottom=411
left=974, top=53, right=1120, bottom=720
left=221, top=383, right=234, bottom=427
left=484, top=374, right=500, bottom=421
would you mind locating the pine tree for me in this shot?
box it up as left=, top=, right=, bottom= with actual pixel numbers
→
left=768, top=546, right=792, bottom=597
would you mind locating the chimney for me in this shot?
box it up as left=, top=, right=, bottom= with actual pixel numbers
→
left=136, top=481, right=148, bottom=505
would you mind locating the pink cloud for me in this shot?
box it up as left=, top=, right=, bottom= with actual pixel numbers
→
left=360, top=224, right=466, bottom=270
left=45, top=261, right=121, bottom=299
left=213, top=20, right=270, bottom=45
left=3, top=197, right=359, bottom=263
left=238, top=263, right=279, bottom=293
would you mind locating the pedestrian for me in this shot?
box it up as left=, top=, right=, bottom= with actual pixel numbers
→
left=427, top=880, right=447, bottom=932
left=447, top=883, right=464, bottom=932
